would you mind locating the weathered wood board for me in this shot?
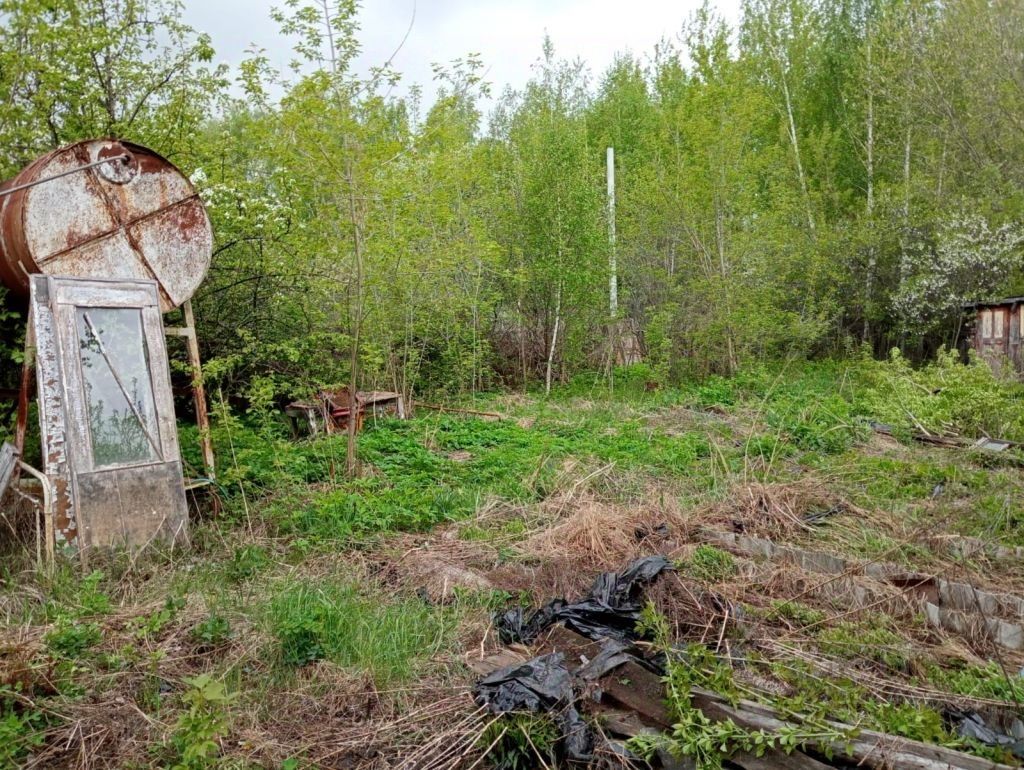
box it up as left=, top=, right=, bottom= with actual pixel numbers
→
left=0, top=441, right=18, bottom=500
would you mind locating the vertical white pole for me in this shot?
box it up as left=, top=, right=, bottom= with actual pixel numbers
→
left=607, top=146, right=617, bottom=317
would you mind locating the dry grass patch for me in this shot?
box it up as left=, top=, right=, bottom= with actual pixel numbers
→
left=513, top=489, right=692, bottom=569
left=700, top=479, right=857, bottom=541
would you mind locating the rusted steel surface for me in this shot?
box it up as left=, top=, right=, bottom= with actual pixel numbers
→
left=0, top=139, right=212, bottom=312
left=12, top=326, right=35, bottom=489
left=285, top=389, right=406, bottom=437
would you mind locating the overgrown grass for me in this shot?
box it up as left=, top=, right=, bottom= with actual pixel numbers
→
left=6, top=354, right=1024, bottom=767
left=265, top=579, right=451, bottom=684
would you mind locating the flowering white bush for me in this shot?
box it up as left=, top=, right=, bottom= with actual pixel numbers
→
left=892, top=213, right=1024, bottom=336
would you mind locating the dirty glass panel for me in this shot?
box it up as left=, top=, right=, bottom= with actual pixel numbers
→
left=76, top=307, right=160, bottom=467
left=982, top=310, right=992, bottom=338
left=993, top=309, right=1005, bottom=338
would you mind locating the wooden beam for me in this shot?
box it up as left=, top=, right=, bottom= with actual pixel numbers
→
left=182, top=300, right=215, bottom=480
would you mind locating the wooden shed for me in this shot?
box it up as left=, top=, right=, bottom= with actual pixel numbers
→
left=966, top=297, right=1024, bottom=373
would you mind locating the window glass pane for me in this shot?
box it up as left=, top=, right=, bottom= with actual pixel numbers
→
left=994, top=309, right=1005, bottom=338
left=982, top=310, right=992, bottom=338
left=76, top=307, right=160, bottom=467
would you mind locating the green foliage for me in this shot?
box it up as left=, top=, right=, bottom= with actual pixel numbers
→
left=131, top=596, right=186, bottom=641
left=923, top=662, right=1024, bottom=704
left=769, top=600, right=825, bottom=627
left=266, top=580, right=448, bottom=683
left=770, top=659, right=956, bottom=746
left=683, top=545, right=737, bottom=583
left=0, top=697, right=45, bottom=768
left=1, top=0, right=1023, bottom=403
left=857, top=349, right=1024, bottom=441
left=817, top=622, right=909, bottom=670
left=480, top=713, right=560, bottom=770
left=224, top=545, right=270, bottom=583
left=171, top=674, right=236, bottom=770
left=630, top=609, right=969, bottom=768
left=46, top=620, right=102, bottom=658
left=629, top=639, right=852, bottom=770
left=191, top=613, right=232, bottom=647
left=73, top=570, right=112, bottom=615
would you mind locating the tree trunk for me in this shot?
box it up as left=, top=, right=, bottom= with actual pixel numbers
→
left=345, top=154, right=363, bottom=479
left=863, top=28, right=875, bottom=343
left=779, top=61, right=815, bottom=235
left=897, top=126, right=913, bottom=347
left=545, top=282, right=562, bottom=396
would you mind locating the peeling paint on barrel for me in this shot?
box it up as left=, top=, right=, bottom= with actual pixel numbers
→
left=0, top=139, right=212, bottom=312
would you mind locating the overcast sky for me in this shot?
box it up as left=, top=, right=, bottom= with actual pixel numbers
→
left=181, top=0, right=742, bottom=107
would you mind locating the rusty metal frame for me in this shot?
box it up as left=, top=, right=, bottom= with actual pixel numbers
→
left=1, top=441, right=56, bottom=572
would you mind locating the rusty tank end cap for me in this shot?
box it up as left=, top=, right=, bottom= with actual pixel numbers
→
left=94, top=142, right=138, bottom=185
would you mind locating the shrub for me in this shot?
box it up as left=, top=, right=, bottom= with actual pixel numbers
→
left=856, top=349, right=1024, bottom=440
left=171, top=674, right=236, bottom=770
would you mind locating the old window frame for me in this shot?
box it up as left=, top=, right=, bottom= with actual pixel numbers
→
left=30, top=275, right=186, bottom=549
left=981, top=309, right=993, bottom=339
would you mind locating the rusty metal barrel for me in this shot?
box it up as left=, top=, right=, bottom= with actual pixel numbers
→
left=0, top=139, right=212, bottom=312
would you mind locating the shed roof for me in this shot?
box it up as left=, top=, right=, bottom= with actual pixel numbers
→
left=962, top=297, right=1024, bottom=310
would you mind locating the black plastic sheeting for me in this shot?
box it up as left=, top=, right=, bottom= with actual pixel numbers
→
left=476, top=557, right=675, bottom=765
left=948, top=710, right=1024, bottom=759
left=475, top=652, right=595, bottom=761
left=494, top=555, right=674, bottom=645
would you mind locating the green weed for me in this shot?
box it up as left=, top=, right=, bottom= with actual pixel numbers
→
left=683, top=545, right=737, bottom=583
left=0, top=697, right=45, bottom=768
left=46, top=620, right=102, bottom=658
left=817, top=623, right=909, bottom=670
left=480, top=713, right=560, bottom=769
left=769, top=600, right=825, bottom=627
left=267, top=580, right=449, bottom=683
left=191, top=613, right=232, bottom=647
left=170, top=674, right=236, bottom=770
left=224, top=545, right=270, bottom=583
left=856, top=349, right=1024, bottom=442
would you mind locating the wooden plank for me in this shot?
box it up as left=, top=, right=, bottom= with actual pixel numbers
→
left=413, top=402, right=505, bottom=421
left=690, top=689, right=1015, bottom=770
left=0, top=442, right=18, bottom=499
left=54, top=282, right=157, bottom=308
left=537, top=625, right=1013, bottom=770
left=464, top=648, right=530, bottom=677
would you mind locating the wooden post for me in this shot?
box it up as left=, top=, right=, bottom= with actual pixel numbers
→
left=182, top=300, right=215, bottom=480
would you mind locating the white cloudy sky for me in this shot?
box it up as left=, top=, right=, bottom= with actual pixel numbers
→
left=182, top=0, right=742, bottom=104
